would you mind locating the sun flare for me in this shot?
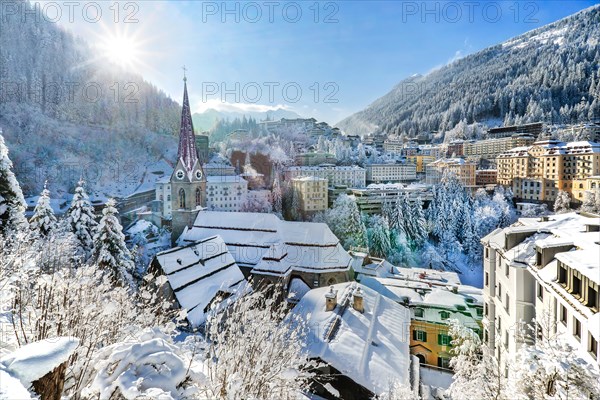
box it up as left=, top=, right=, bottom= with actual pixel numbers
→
left=100, top=34, right=141, bottom=69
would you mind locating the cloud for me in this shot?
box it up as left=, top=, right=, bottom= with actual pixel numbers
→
left=191, top=98, right=293, bottom=113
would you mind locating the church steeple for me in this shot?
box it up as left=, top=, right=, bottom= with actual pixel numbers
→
left=177, top=70, right=198, bottom=173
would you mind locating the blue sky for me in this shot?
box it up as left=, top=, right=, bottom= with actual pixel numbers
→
left=49, top=0, right=598, bottom=124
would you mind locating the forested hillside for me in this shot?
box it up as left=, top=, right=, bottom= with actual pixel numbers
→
left=337, top=5, right=600, bottom=137
left=0, top=0, right=180, bottom=197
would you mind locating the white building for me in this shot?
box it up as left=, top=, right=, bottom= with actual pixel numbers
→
left=481, top=213, right=600, bottom=371
left=284, top=164, right=366, bottom=188
left=365, top=163, right=417, bottom=183
left=205, top=175, right=248, bottom=212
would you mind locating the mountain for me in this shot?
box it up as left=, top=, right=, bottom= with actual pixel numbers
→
left=192, top=108, right=302, bottom=132
left=0, top=0, right=180, bottom=199
left=337, top=5, right=600, bottom=138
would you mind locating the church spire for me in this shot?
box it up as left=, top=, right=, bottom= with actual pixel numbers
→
left=177, top=70, right=198, bottom=172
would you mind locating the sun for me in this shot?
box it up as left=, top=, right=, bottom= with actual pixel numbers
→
left=100, top=34, right=141, bottom=69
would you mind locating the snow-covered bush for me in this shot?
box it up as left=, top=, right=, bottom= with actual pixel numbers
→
left=86, top=328, right=203, bottom=400
left=203, top=285, right=319, bottom=399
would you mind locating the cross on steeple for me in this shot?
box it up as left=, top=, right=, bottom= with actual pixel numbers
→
left=182, top=65, right=187, bottom=82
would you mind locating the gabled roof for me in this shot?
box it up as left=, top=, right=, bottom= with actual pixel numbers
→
left=154, top=235, right=244, bottom=326
left=292, top=282, right=411, bottom=395
left=178, top=212, right=352, bottom=277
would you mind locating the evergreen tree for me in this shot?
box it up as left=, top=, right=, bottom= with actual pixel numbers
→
left=271, top=173, right=283, bottom=217
left=66, top=179, right=98, bottom=257
left=29, top=181, right=57, bottom=237
left=581, top=190, right=596, bottom=213
left=553, top=190, right=571, bottom=214
left=90, top=199, right=134, bottom=286
left=0, top=134, right=28, bottom=236
left=367, top=215, right=392, bottom=258
left=326, top=194, right=367, bottom=249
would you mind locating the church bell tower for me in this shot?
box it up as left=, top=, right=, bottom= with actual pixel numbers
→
left=170, top=72, right=206, bottom=244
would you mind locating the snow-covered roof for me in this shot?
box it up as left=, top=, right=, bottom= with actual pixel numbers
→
left=293, top=282, right=411, bottom=395
left=154, top=235, right=245, bottom=326
left=179, top=212, right=352, bottom=276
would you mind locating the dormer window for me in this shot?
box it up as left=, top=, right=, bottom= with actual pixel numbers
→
left=414, top=308, right=424, bottom=318
left=440, top=311, right=450, bottom=320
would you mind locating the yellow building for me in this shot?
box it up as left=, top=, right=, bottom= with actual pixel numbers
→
left=406, top=154, right=436, bottom=173
left=425, top=158, right=477, bottom=186
left=291, top=176, right=328, bottom=214
left=497, top=140, right=600, bottom=203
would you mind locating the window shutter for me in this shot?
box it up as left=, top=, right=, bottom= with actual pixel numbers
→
left=423, top=332, right=427, bottom=342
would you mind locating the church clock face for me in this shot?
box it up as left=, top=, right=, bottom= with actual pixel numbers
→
left=176, top=169, right=185, bottom=180
left=195, top=170, right=203, bottom=180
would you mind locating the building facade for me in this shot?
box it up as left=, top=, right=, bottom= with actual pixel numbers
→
left=291, top=176, right=328, bottom=214
left=284, top=165, right=366, bottom=188
left=425, top=158, right=477, bottom=186
left=365, top=163, right=417, bottom=183
left=463, top=134, right=535, bottom=160
left=496, top=140, right=600, bottom=203
left=475, top=169, right=498, bottom=186
left=481, top=213, right=600, bottom=373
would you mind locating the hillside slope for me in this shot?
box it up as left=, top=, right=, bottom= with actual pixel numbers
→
left=0, top=0, right=180, bottom=199
left=337, top=5, right=600, bottom=137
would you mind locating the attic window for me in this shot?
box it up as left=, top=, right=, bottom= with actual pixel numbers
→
left=414, top=308, right=424, bottom=318
left=440, top=311, right=450, bottom=320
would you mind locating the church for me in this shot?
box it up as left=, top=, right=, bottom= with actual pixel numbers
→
left=154, top=75, right=260, bottom=243
left=165, top=75, right=206, bottom=242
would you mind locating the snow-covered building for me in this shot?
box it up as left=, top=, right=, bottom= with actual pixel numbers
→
left=178, top=212, right=353, bottom=291
left=292, top=282, right=413, bottom=399
left=284, top=165, right=366, bottom=188
left=357, top=269, right=483, bottom=370
left=365, top=162, right=417, bottom=183
left=425, top=158, right=477, bottom=187
left=150, top=235, right=245, bottom=326
left=481, top=212, right=600, bottom=369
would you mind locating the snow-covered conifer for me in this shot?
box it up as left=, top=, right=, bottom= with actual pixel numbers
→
left=29, top=181, right=57, bottom=237
left=66, top=179, right=97, bottom=256
left=553, top=190, right=571, bottom=214
left=367, top=215, right=392, bottom=258
left=90, top=199, right=134, bottom=286
left=0, top=134, right=28, bottom=236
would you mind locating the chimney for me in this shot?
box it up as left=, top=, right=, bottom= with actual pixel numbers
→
left=325, top=286, right=337, bottom=312
left=353, top=287, right=364, bottom=313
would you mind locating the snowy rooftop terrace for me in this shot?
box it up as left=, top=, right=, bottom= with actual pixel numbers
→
left=293, top=282, right=411, bottom=395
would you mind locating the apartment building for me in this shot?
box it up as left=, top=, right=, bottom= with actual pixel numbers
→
left=291, top=176, right=328, bottom=214
left=284, top=165, right=366, bottom=188
left=405, top=145, right=445, bottom=173
left=425, top=158, right=477, bottom=186
left=475, top=169, right=498, bottom=186
left=365, top=163, right=417, bottom=183
left=481, top=213, right=600, bottom=372
left=339, top=183, right=433, bottom=214
left=446, top=140, right=465, bottom=157
left=497, top=140, right=600, bottom=203
left=463, top=134, right=535, bottom=160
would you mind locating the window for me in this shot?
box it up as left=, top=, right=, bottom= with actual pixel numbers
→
left=504, top=331, right=509, bottom=348
left=497, top=316, right=502, bottom=332
left=484, top=302, right=489, bottom=317
left=558, top=265, right=567, bottom=284
left=414, top=308, right=424, bottom=318
left=195, top=188, right=202, bottom=206
left=497, top=283, right=502, bottom=299
left=437, top=357, right=451, bottom=369
left=477, top=307, right=483, bottom=317
left=572, top=275, right=581, bottom=298
left=485, top=248, right=489, bottom=259
left=588, top=286, right=598, bottom=309
left=178, top=188, right=186, bottom=209
left=589, top=333, right=598, bottom=359
left=560, top=304, right=568, bottom=325
left=440, top=311, right=450, bottom=320
left=485, top=272, right=489, bottom=287
left=573, top=317, right=581, bottom=340
left=505, top=294, right=510, bottom=314
left=438, top=334, right=452, bottom=346
left=505, top=263, right=510, bottom=277
left=537, top=282, right=544, bottom=301
left=413, top=330, right=427, bottom=342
